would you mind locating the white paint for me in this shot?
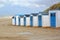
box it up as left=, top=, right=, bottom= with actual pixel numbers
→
left=42, top=15, right=50, bottom=27
left=12, top=17, right=16, bottom=25
left=16, top=16, right=19, bottom=26
left=33, top=16, right=38, bottom=27
left=20, top=17, right=24, bottom=26
left=30, top=15, right=33, bottom=16
left=38, top=13, right=41, bottom=15
left=56, top=11, right=60, bottom=27
left=26, top=17, right=30, bottom=26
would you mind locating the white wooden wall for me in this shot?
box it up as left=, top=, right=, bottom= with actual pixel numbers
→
left=56, top=11, right=60, bottom=27
left=42, top=15, right=50, bottom=27
left=26, top=17, right=30, bottom=26
left=20, top=18, right=24, bottom=26
left=12, top=17, right=16, bottom=25
left=16, top=16, right=19, bottom=25
left=33, top=16, right=38, bottom=27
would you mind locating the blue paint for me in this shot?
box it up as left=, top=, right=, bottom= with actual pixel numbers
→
left=30, top=16, right=33, bottom=27
left=38, top=15, right=42, bottom=27
left=18, top=17, right=20, bottom=26
left=50, top=13, right=56, bottom=28
left=14, top=17, right=16, bottom=25
left=19, top=17, right=21, bottom=26
left=24, top=17, right=26, bottom=26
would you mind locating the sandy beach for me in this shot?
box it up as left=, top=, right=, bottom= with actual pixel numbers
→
left=0, top=17, right=60, bottom=40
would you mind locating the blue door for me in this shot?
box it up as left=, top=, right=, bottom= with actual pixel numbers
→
left=50, top=13, right=56, bottom=27
left=24, top=17, right=26, bottom=26
left=18, top=17, right=20, bottom=26
left=30, top=16, right=33, bottom=27
left=19, top=18, right=21, bottom=24
left=38, top=15, right=42, bottom=27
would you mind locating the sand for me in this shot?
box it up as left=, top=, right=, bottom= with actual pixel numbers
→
left=0, top=17, right=60, bottom=40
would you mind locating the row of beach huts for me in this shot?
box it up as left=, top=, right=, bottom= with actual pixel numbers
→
left=12, top=10, right=60, bottom=28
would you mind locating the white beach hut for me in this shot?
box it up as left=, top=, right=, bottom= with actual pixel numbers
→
left=32, top=13, right=39, bottom=27
left=15, top=15, right=20, bottom=26
left=25, top=14, right=30, bottom=27
left=12, top=16, right=16, bottom=25
left=49, top=10, right=60, bottom=28
left=42, top=13, right=50, bottom=27
left=20, top=15, right=24, bottom=26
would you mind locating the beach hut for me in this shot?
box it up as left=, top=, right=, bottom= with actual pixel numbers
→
left=12, top=16, right=16, bottom=25
left=38, top=13, right=42, bottom=27
left=42, top=13, right=50, bottom=27
left=32, top=13, right=39, bottom=27
left=15, top=15, right=20, bottom=26
left=20, top=15, right=24, bottom=26
left=49, top=10, right=60, bottom=28
left=25, top=14, right=30, bottom=27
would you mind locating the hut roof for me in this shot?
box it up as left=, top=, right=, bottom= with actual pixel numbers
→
left=31, top=13, right=39, bottom=16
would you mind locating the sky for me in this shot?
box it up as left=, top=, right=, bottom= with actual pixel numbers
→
left=0, top=0, right=60, bottom=17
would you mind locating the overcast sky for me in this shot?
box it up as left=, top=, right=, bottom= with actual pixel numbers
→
left=0, top=0, right=60, bottom=17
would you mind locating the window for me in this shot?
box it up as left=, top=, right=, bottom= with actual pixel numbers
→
left=51, top=13, right=56, bottom=16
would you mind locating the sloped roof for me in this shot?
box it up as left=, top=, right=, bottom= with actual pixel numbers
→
left=44, top=3, right=60, bottom=13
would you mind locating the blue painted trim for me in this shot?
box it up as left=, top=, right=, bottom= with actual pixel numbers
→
left=30, top=16, right=33, bottom=27
left=50, top=13, right=56, bottom=28
left=14, top=17, right=16, bottom=25
left=18, top=17, right=20, bottom=26
left=19, top=17, right=20, bottom=26
left=24, top=17, right=26, bottom=26
left=38, top=15, right=42, bottom=27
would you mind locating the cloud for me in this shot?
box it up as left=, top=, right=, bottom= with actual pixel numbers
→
left=0, top=0, right=7, bottom=8
left=0, top=0, right=7, bottom=3
left=8, top=0, right=46, bottom=8
left=0, top=0, right=47, bottom=9
left=0, top=0, right=60, bottom=8
left=0, top=4, right=4, bottom=8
